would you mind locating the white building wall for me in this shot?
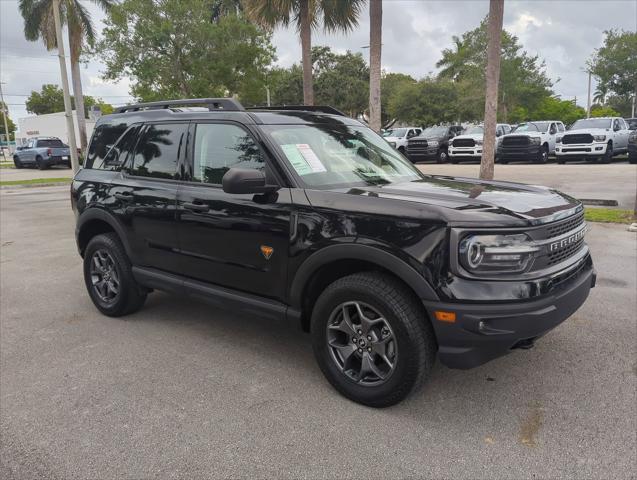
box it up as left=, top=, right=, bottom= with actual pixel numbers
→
left=15, top=111, right=95, bottom=147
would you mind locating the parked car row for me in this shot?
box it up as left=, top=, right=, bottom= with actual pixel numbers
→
left=387, top=116, right=636, bottom=165
left=12, top=136, right=71, bottom=169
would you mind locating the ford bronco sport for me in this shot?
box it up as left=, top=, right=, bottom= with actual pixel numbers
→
left=72, top=98, right=595, bottom=407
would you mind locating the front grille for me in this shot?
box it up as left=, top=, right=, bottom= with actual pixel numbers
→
left=453, top=138, right=475, bottom=147
left=408, top=140, right=428, bottom=148
left=562, top=134, right=593, bottom=144
left=502, top=136, right=530, bottom=147
left=547, top=237, right=585, bottom=266
left=546, top=211, right=584, bottom=238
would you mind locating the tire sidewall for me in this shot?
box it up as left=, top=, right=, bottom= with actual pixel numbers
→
left=311, top=283, right=423, bottom=405
left=83, top=235, right=134, bottom=316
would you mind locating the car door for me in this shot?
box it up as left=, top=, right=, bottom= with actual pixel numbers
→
left=614, top=118, right=629, bottom=150
left=110, top=122, right=186, bottom=273
left=22, top=139, right=36, bottom=163
left=176, top=121, right=292, bottom=302
left=547, top=123, right=558, bottom=152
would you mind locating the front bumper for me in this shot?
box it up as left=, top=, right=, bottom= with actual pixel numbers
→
left=556, top=142, right=607, bottom=157
left=449, top=146, right=482, bottom=159
left=406, top=145, right=439, bottom=161
left=497, top=144, right=541, bottom=161
left=423, top=258, right=595, bottom=369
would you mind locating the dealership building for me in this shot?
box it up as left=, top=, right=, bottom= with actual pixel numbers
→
left=15, top=110, right=97, bottom=147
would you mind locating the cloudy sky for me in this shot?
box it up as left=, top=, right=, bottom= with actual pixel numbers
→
left=1, top=0, right=636, bottom=122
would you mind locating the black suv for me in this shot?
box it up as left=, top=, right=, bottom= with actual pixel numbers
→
left=405, top=125, right=464, bottom=163
left=72, top=99, right=595, bottom=407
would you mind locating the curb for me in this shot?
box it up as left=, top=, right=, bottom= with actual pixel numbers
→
left=0, top=181, right=72, bottom=190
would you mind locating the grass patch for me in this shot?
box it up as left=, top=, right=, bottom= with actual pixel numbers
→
left=0, top=177, right=72, bottom=186
left=585, top=207, right=635, bottom=224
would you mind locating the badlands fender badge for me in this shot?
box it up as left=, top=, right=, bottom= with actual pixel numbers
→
left=260, top=245, right=274, bottom=260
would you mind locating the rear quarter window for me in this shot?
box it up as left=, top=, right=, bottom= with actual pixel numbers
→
left=86, top=120, right=131, bottom=169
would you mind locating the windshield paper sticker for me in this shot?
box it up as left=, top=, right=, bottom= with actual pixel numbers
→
left=281, top=144, right=326, bottom=175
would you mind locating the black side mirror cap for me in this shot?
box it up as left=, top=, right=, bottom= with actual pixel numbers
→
left=222, top=168, right=279, bottom=195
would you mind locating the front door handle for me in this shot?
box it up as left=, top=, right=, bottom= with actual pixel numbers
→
left=182, top=202, right=209, bottom=213
left=114, top=191, right=133, bottom=201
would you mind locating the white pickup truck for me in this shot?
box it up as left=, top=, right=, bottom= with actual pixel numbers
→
left=497, top=121, right=565, bottom=164
left=382, top=127, right=422, bottom=155
left=448, top=124, right=512, bottom=163
left=555, top=117, right=631, bottom=164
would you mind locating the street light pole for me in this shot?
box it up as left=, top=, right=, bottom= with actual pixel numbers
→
left=0, top=82, right=12, bottom=156
left=52, top=0, right=79, bottom=172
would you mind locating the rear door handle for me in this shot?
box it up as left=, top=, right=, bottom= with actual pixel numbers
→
left=182, top=202, right=209, bottom=213
left=114, top=191, right=133, bottom=201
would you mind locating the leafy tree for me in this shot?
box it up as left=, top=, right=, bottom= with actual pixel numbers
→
left=589, top=30, right=637, bottom=110
left=531, top=97, right=585, bottom=126
left=19, top=0, right=115, bottom=152
left=381, top=73, right=415, bottom=124
left=25, top=84, right=113, bottom=116
left=0, top=101, right=17, bottom=140
left=244, top=0, right=364, bottom=106
left=605, top=94, right=634, bottom=118
left=96, top=0, right=275, bottom=103
left=590, top=104, right=620, bottom=118
left=387, top=77, right=458, bottom=126
left=436, top=17, right=553, bottom=123
left=266, top=66, right=304, bottom=106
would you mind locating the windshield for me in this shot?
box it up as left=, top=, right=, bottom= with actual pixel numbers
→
left=264, top=124, right=424, bottom=188
left=571, top=118, right=612, bottom=130
left=513, top=122, right=549, bottom=133
left=465, top=126, right=484, bottom=135
left=421, top=126, right=448, bottom=137
left=382, top=128, right=408, bottom=138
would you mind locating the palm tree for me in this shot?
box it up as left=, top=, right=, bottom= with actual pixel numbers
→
left=480, top=0, right=504, bottom=181
left=19, top=0, right=114, bottom=154
left=244, top=0, right=364, bottom=106
left=368, top=0, right=382, bottom=132
left=593, top=84, right=608, bottom=105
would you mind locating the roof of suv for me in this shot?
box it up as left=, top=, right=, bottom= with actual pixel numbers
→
left=105, top=97, right=362, bottom=127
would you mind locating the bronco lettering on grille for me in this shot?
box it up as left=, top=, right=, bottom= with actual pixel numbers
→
left=549, top=227, right=586, bottom=252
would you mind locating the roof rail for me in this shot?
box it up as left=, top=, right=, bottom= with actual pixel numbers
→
left=248, top=105, right=345, bottom=116
left=114, top=98, right=244, bottom=114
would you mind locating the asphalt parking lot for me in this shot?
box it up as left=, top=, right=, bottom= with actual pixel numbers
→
left=1, top=178, right=636, bottom=478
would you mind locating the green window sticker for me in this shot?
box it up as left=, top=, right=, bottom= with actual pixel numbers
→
left=281, top=144, right=326, bottom=175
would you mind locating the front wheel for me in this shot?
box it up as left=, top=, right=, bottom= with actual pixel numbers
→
left=600, top=143, right=613, bottom=164
left=13, top=156, right=23, bottom=169
left=83, top=233, right=147, bottom=317
left=436, top=148, right=448, bottom=163
left=311, top=272, right=437, bottom=408
left=536, top=145, right=549, bottom=164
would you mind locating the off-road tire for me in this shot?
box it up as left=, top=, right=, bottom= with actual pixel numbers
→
left=436, top=147, right=448, bottom=163
left=83, top=233, right=147, bottom=317
left=600, top=142, right=613, bottom=164
left=536, top=145, right=549, bottom=164
left=35, top=156, right=48, bottom=170
left=311, top=272, right=437, bottom=408
left=13, top=156, right=23, bottom=169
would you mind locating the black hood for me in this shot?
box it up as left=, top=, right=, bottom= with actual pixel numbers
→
left=324, top=175, right=581, bottom=225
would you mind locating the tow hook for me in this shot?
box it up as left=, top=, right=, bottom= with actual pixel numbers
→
left=512, top=338, right=536, bottom=350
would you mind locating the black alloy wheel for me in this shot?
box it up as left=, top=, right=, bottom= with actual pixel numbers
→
left=89, top=249, right=121, bottom=304
left=326, top=301, right=397, bottom=386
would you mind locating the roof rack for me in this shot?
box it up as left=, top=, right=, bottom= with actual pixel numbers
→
left=248, top=105, right=345, bottom=116
left=114, top=98, right=244, bottom=114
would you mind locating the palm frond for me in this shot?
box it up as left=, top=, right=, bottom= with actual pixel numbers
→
left=321, top=0, right=364, bottom=33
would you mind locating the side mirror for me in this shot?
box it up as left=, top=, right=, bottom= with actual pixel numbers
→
left=496, top=131, right=502, bottom=137
left=222, top=168, right=279, bottom=195
left=613, top=124, right=621, bottom=132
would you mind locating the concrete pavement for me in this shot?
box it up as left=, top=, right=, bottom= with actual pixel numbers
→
left=0, top=185, right=635, bottom=479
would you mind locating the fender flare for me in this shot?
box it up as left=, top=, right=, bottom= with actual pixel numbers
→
left=76, top=209, right=134, bottom=260
left=289, top=244, right=440, bottom=308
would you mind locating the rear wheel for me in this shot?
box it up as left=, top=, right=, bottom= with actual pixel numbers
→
left=35, top=156, right=48, bottom=170
left=83, top=233, right=147, bottom=317
left=311, top=272, right=437, bottom=408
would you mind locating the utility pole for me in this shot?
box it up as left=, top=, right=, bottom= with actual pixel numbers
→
left=586, top=70, right=592, bottom=118
left=480, top=0, right=504, bottom=181
left=265, top=85, right=271, bottom=107
left=52, top=0, right=79, bottom=172
left=0, top=82, right=12, bottom=155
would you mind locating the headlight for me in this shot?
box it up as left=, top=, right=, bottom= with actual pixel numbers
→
left=428, top=140, right=439, bottom=147
left=388, top=141, right=396, bottom=148
left=556, top=136, right=562, bottom=143
left=459, top=233, right=540, bottom=275
left=475, top=139, right=483, bottom=145
left=529, top=137, right=541, bottom=145
left=593, top=135, right=606, bottom=142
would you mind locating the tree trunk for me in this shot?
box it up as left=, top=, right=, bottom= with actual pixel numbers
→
left=69, top=25, right=88, bottom=155
left=368, top=0, right=382, bottom=132
left=299, top=0, right=314, bottom=106
left=480, top=0, right=504, bottom=181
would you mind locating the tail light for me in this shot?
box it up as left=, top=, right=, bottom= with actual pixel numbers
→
left=47, top=148, right=52, bottom=156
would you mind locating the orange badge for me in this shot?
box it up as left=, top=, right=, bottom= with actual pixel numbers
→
left=260, top=245, right=274, bottom=260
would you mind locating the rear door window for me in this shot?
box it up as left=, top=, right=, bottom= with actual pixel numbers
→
left=86, top=121, right=130, bottom=169
left=129, top=123, right=188, bottom=179
left=98, top=126, right=140, bottom=171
